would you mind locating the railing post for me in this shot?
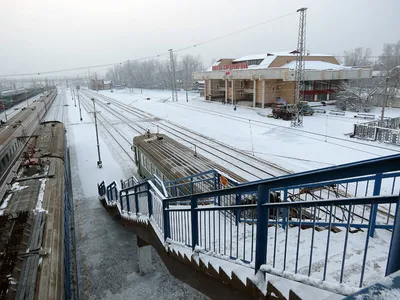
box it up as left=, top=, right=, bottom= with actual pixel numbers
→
left=235, top=193, right=241, bottom=226
left=162, top=200, right=171, bottom=241
left=217, top=173, right=221, bottom=205
left=120, top=190, right=124, bottom=211
left=147, top=182, right=153, bottom=217
left=190, top=177, right=194, bottom=194
left=107, top=187, right=110, bottom=201
left=121, top=179, right=124, bottom=189
left=213, top=171, right=218, bottom=204
left=255, top=184, right=270, bottom=273
left=114, top=185, right=118, bottom=201
left=134, top=186, right=140, bottom=214
left=282, top=188, right=288, bottom=230
left=386, top=198, right=400, bottom=276
left=191, top=196, right=199, bottom=251
left=371, top=173, right=383, bottom=237
left=125, top=190, right=130, bottom=212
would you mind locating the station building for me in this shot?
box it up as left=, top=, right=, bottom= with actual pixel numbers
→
left=193, top=51, right=372, bottom=107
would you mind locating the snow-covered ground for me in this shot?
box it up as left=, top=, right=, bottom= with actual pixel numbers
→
left=49, top=87, right=208, bottom=300
left=44, top=86, right=399, bottom=299
left=94, top=88, right=399, bottom=175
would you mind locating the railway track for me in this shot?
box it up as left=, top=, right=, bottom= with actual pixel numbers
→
left=82, top=90, right=290, bottom=180
left=78, top=92, right=135, bottom=164
left=162, top=100, right=400, bottom=156
left=82, top=90, right=396, bottom=225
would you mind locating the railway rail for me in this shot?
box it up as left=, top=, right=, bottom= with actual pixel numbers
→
left=163, top=99, right=400, bottom=156
left=81, top=90, right=289, bottom=181
left=84, top=89, right=395, bottom=225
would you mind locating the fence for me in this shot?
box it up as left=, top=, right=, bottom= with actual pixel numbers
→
left=353, top=117, right=400, bottom=145
left=98, top=154, right=400, bottom=291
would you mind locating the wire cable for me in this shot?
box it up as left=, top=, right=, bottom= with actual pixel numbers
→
left=0, top=11, right=297, bottom=78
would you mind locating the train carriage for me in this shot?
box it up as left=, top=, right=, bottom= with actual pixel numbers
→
left=132, top=133, right=246, bottom=197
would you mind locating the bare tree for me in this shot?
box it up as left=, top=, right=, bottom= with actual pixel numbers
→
left=343, top=47, right=372, bottom=66
left=336, top=78, right=383, bottom=112
left=378, top=40, right=400, bottom=106
left=105, top=54, right=204, bottom=92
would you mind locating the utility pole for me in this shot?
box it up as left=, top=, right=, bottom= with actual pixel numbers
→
left=92, top=98, right=102, bottom=168
left=381, top=75, right=388, bottom=122
left=77, top=89, right=83, bottom=121
left=169, top=49, right=178, bottom=102
left=291, top=7, right=307, bottom=128
left=185, top=62, right=189, bottom=102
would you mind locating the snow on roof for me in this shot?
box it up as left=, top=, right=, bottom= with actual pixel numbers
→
left=233, top=51, right=334, bottom=68
left=104, top=80, right=112, bottom=84
left=206, top=61, right=222, bottom=71
left=233, top=53, right=270, bottom=62
left=280, top=61, right=352, bottom=70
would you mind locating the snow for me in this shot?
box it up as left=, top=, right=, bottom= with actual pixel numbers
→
left=34, top=178, right=47, bottom=213
left=11, top=182, right=28, bottom=191
left=51, top=87, right=208, bottom=299
left=43, top=86, right=400, bottom=299
left=1, top=93, right=42, bottom=121
left=355, top=288, right=400, bottom=300
left=94, top=88, right=399, bottom=177
left=228, top=51, right=336, bottom=70
left=0, top=193, right=12, bottom=215
left=233, top=53, right=270, bottom=62
left=206, top=61, right=221, bottom=71
left=281, top=61, right=352, bottom=70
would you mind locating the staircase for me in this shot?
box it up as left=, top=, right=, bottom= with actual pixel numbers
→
left=97, top=154, right=400, bottom=300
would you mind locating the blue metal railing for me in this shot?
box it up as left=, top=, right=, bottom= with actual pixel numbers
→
left=98, top=154, right=400, bottom=290
left=163, top=169, right=238, bottom=198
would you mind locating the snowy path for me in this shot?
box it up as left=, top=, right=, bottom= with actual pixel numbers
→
left=48, top=88, right=208, bottom=300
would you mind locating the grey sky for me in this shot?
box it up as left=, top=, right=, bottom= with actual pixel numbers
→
left=1, top=0, right=399, bottom=78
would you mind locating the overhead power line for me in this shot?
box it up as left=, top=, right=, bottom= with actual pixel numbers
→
left=0, top=11, right=297, bottom=78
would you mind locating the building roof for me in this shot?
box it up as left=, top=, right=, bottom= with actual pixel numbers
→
left=232, top=51, right=334, bottom=68
left=280, top=61, right=353, bottom=70
left=206, top=61, right=222, bottom=72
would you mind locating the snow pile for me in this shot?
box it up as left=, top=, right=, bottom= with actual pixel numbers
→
left=11, top=182, right=28, bottom=191
left=34, top=178, right=47, bottom=213
left=260, top=265, right=358, bottom=296
left=0, top=193, right=12, bottom=215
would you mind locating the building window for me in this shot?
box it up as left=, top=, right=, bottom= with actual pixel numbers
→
left=229, top=81, right=232, bottom=87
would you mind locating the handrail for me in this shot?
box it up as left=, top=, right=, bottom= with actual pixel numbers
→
left=164, top=154, right=400, bottom=202
left=98, top=154, right=400, bottom=291
left=153, top=175, right=169, bottom=197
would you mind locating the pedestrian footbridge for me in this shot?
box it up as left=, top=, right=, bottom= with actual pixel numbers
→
left=97, top=155, right=400, bottom=299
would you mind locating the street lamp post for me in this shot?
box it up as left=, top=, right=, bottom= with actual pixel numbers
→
left=92, top=98, right=102, bottom=168
left=77, top=90, right=83, bottom=121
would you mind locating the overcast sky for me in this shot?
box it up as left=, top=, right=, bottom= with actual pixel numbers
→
left=1, top=0, right=399, bottom=78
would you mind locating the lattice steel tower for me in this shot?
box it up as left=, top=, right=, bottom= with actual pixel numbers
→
left=291, top=7, right=308, bottom=127
left=169, top=49, right=178, bottom=102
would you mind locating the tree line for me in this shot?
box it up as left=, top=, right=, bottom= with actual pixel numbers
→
left=337, top=40, right=400, bottom=112
left=105, top=54, right=204, bottom=91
